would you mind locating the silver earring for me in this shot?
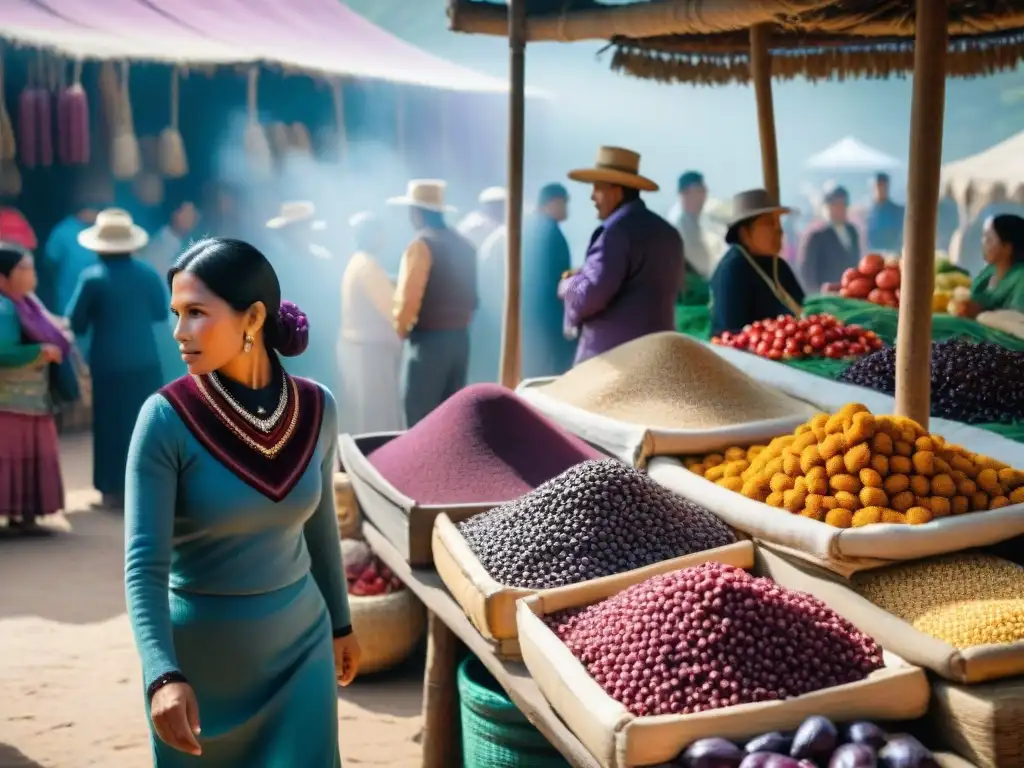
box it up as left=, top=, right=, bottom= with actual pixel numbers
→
left=243, top=334, right=254, bottom=353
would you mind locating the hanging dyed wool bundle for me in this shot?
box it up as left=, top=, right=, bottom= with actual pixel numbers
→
left=111, top=61, right=141, bottom=180
left=243, top=68, right=272, bottom=177
left=97, top=62, right=120, bottom=143
left=158, top=67, right=188, bottom=178
left=289, top=122, right=313, bottom=158
left=0, top=56, right=15, bottom=164
left=17, top=84, right=38, bottom=168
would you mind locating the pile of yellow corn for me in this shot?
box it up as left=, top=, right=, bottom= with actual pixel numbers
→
left=853, top=553, right=1024, bottom=648
left=684, top=403, right=1024, bottom=529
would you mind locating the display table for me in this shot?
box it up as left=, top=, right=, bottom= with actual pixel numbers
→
left=362, top=522, right=601, bottom=768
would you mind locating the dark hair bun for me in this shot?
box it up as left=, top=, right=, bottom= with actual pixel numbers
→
left=273, top=300, right=310, bottom=357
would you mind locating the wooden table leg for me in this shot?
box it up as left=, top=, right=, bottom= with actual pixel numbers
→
left=421, top=610, right=461, bottom=768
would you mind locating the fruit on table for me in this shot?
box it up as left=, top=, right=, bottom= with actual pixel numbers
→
left=667, top=718, right=938, bottom=768
left=712, top=313, right=883, bottom=361
left=343, top=538, right=404, bottom=596
left=839, top=339, right=1024, bottom=425
left=458, top=459, right=735, bottom=590
left=685, top=402, right=1024, bottom=527
left=545, top=562, right=882, bottom=718
left=839, top=253, right=901, bottom=307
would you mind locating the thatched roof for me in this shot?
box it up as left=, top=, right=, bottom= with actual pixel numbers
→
left=448, top=0, right=1024, bottom=84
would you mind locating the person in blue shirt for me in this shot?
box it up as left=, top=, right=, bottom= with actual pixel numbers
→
left=125, top=237, right=358, bottom=765
left=65, top=209, right=166, bottom=508
left=865, top=172, right=905, bottom=253
left=710, top=189, right=805, bottom=337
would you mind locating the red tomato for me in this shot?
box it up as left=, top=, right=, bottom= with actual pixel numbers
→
left=809, top=334, right=826, bottom=350
left=807, top=323, right=824, bottom=337
left=775, top=329, right=788, bottom=339
left=792, top=331, right=807, bottom=344
left=802, top=345, right=814, bottom=357
left=824, top=328, right=839, bottom=343
left=875, top=267, right=901, bottom=291
left=840, top=267, right=860, bottom=288
left=859, top=253, right=886, bottom=276
left=756, top=341, right=769, bottom=356
left=772, top=337, right=786, bottom=351
left=848, top=343, right=865, bottom=356
left=767, top=348, right=783, bottom=360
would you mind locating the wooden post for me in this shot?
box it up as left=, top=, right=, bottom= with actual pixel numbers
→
left=749, top=23, right=780, bottom=203
left=499, top=0, right=526, bottom=388
left=895, top=0, right=948, bottom=427
left=420, top=611, right=461, bottom=768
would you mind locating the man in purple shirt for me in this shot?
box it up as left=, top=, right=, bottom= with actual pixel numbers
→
left=559, top=146, right=684, bottom=364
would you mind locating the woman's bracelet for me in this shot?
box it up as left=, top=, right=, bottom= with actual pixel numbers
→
left=147, top=671, right=189, bottom=703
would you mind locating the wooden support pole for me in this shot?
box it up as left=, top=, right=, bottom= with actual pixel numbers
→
left=895, top=1, right=948, bottom=427
left=749, top=23, right=780, bottom=203
left=420, top=611, right=461, bottom=768
left=499, top=0, right=526, bottom=388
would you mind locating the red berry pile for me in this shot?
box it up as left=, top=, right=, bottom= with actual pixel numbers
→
left=343, top=538, right=405, bottom=597
left=712, top=313, right=883, bottom=361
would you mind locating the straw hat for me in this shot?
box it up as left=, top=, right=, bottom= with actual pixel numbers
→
left=387, top=180, right=456, bottom=213
left=724, top=189, right=794, bottom=228
left=724, top=189, right=795, bottom=244
left=266, top=200, right=325, bottom=230
left=77, top=208, right=149, bottom=253
left=568, top=146, right=658, bottom=192
left=478, top=186, right=506, bottom=204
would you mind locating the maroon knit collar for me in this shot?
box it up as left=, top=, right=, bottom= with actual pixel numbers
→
left=160, top=373, right=323, bottom=502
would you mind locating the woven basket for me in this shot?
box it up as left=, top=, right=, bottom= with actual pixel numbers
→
left=334, top=473, right=360, bottom=540
left=458, top=656, right=569, bottom=767
left=926, top=676, right=1024, bottom=768
left=348, top=589, right=425, bottom=676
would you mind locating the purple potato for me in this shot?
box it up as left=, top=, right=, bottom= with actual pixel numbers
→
left=878, top=735, right=939, bottom=768
left=739, top=753, right=775, bottom=768
left=682, top=737, right=745, bottom=768
left=830, top=743, right=878, bottom=768
left=845, top=722, right=888, bottom=751
left=766, top=757, right=803, bottom=768
left=790, top=716, right=839, bottom=761
left=797, top=761, right=817, bottom=768
left=745, top=732, right=793, bottom=755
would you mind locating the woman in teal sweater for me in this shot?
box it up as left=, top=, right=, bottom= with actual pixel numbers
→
left=953, top=214, right=1024, bottom=318
left=125, top=237, right=361, bottom=765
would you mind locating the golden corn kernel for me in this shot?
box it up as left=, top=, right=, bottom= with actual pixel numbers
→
left=930, top=474, right=956, bottom=498
left=844, top=443, right=872, bottom=474
left=716, top=477, right=743, bottom=492
left=906, top=506, right=933, bottom=525
left=872, top=432, right=895, bottom=456
left=834, top=491, right=859, bottom=511
left=705, top=465, right=726, bottom=482
left=765, top=491, right=785, bottom=508
left=889, top=455, right=912, bottom=475
left=894, top=440, right=913, bottom=457
left=859, top=468, right=884, bottom=488
left=829, top=474, right=861, bottom=495
left=825, top=508, right=854, bottom=529
left=883, top=474, right=911, bottom=495
left=891, top=491, right=915, bottom=512
left=825, top=455, right=846, bottom=478
left=881, top=509, right=907, bottom=524
left=910, top=475, right=931, bottom=497
left=870, top=454, right=890, bottom=477
left=990, top=496, right=1011, bottom=510
left=951, top=495, right=971, bottom=515
left=800, top=445, right=824, bottom=474
left=704, top=453, right=724, bottom=468
left=769, top=473, right=794, bottom=493
left=852, top=507, right=884, bottom=527
left=929, top=497, right=952, bottom=518
left=859, top=487, right=889, bottom=508
left=724, top=446, right=747, bottom=462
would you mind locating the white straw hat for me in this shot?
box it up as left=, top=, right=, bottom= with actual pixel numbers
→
left=266, top=200, right=325, bottom=230
left=568, top=146, right=658, bottom=192
left=478, top=186, right=506, bottom=204
left=387, top=180, right=456, bottom=214
left=77, top=208, right=149, bottom=254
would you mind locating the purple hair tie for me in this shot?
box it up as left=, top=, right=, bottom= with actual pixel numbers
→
left=274, top=299, right=310, bottom=357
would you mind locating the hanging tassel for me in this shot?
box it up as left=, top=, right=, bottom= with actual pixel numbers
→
left=17, top=60, right=38, bottom=169
left=267, top=121, right=290, bottom=158
left=133, top=172, right=164, bottom=206
left=97, top=61, right=120, bottom=143
left=0, top=162, right=22, bottom=197
left=158, top=66, right=188, bottom=178
left=36, top=52, right=54, bottom=168
left=0, top=54, right=16, bottom=163
left=330, top=78, right=347, bottom=163
left=289, top=121, right=312, bottom=157
left=111, top=60, right=140, bottom=180
left=243, top=68, right=271, bottom=177
left=58, top=58, right=91, bottom=166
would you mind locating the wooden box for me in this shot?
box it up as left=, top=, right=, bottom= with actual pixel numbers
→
left=339, top=432, right=498, bottom=567
left=432, top=510, right=753, bottom=660
left=516, top=557, right=930, bottom=768
left=756, top=545, right=1024, bottom=684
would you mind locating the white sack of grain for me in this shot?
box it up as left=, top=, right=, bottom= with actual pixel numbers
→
left=516, top=332, right=817, bottom=467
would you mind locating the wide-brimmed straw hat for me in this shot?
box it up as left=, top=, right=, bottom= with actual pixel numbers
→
left=77, top=208, right=149, bottom=254
left=724, top=189, right=795, bottom=244
left=266, top=200, right=325, bottom=230
left=568, top=146, right=658, bottom=192
left=387, top=180, right=456, bottom=214
left=477, top=186, right=507, bottom=204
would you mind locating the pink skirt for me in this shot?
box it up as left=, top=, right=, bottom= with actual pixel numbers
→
left=0, top=411, right=64, bottom=521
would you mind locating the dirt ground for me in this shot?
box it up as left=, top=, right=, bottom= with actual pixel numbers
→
left=0, top=432, right=424, bottom=767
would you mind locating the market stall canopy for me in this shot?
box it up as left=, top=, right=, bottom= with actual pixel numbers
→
left=447, top=0, right=1024, bottom=84
left=805, top=137, right=902, bottom=172
left=941, top=129, right=1024, bottom=194
left=1, top=0, right=521, bottom=93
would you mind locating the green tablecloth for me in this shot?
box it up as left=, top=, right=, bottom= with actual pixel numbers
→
left=675, top=300, right=1023, bottom=443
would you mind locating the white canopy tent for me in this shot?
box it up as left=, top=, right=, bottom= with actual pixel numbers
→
left=805, top=136, right=903, bottom=172
left=941, top=130, right=1024, bottom=194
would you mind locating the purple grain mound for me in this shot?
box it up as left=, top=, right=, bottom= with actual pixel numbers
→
left=546, top=562, right=883, bottom=718
left=368, top=383, right=603, bottom=504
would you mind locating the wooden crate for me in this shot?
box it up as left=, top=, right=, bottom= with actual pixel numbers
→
left=339, top=432, right=497, bottom=567
left=516, top=558, right=930, bottom=768
left=432, top=512, right=753, bottom=661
